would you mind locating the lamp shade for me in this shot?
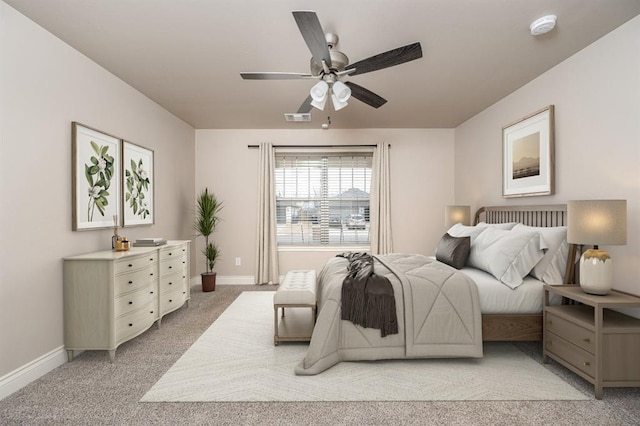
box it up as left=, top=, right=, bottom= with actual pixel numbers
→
left=445, top=205, right=471, bottom=228
left=568, top=199, right=627, bottom=295
left=567, top=200, right=627, bottom=246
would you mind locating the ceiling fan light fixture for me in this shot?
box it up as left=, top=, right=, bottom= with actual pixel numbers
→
left=311, top=96, right=327, bottom=111
left=331, top=93, right=348, bottom=111
left=332, top=81, right=351, bottom=102
left=310, top=80, right=329, bottom=102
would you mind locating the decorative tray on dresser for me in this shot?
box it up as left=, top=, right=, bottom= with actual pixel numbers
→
left=63, top=240, right=190, bottom=362
left=543, top=284, right=640, bottom=399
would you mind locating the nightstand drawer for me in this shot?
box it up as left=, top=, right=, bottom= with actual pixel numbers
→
left=546, top=311, right=595, bottom=354
left=546, top=331, right=595, bottom=378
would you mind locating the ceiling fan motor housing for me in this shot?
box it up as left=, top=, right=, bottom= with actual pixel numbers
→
left=310, top=34, right=349, bottom=75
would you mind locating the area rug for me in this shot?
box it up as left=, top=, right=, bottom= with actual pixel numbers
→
left=141, top=291, right=588, bottom=402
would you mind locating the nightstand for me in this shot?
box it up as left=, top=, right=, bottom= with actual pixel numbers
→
left=543, top=284, right=640, bottom=399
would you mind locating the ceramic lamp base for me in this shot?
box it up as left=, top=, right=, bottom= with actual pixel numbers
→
left=579, top=248, right=613, bottom=295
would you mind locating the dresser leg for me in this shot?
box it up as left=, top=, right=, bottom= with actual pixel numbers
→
left=108, top=350, right=116, bottom=363
left=595, top=386, right=602, bottom=400
left=66, top=350, right=74, bottom=362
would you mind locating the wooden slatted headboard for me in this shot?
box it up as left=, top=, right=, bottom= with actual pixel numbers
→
left=472, top=204, right=576, bottom=284
left=474, top=204, right=567, bottom=227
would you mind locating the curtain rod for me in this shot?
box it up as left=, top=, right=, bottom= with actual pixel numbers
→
left=247, top=144, right=389, bottom=149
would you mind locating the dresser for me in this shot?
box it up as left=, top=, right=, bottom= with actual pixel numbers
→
left=543, top=284, right=640, bottom=399
left=63, top=240, right=190, bottom=362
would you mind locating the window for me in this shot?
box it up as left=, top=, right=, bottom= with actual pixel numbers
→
left=275, top=151, right=373, bottom=246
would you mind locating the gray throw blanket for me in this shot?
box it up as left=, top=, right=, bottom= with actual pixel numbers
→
left=337, top=252, right=398, bottom=337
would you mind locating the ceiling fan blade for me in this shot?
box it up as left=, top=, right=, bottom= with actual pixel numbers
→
left=297, top=95, right=313, bottom=113
left=240, top=72, right=315, bottom=80
left=345, top=82, right=387, bottom=109
left=345, top=42, right=422, bottom=76
left=292, top=11, right=332, bottom=68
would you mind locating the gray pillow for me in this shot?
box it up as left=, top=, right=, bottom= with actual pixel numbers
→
left=436, top=233, right=471, bottom=270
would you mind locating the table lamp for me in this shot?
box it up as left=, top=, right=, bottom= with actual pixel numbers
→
left=445, top=205, right=471, bottom=228
left=567, top=200, right=627, bottom=295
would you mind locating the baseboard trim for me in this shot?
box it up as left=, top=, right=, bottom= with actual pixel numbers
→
left=0, top=346, right=67, bottom=401
left=191, top=275, right=257, bottom=285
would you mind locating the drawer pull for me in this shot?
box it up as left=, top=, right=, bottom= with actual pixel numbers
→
left=169, top=282, right=173, bottom=286
left=150, top=291, right=154, bottom=294
left=150, top=273, right=154, bottom=276
left=128, top=280, right=133, bottom=284
left=128, top=301, right=133, bottom=305
left=169, top=299, right=173, bottom=303
left=547, top=320, right=552, bottom=325
left=150, top=310, right=154, bottom=314
left=129, top=323, right=133, bottom=327
left=169, top=252, right=173, bottom=256
left=583, top=338, right=591, bottom=343
left=128, top=264, right=133, bottom=268
left=183, top=261, right=186, bottom=264
left=583, top=361, right=591, bottom=367
left=150, top=258, right=154, bottom=261
left=169, top=266, right=173, bottom=269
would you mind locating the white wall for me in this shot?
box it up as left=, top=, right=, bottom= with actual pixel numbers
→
left=0, top=2, right=195, bottom=383
left=195, top=129, right=455, bottom=279
left=455, top=15, right=640, bottom=297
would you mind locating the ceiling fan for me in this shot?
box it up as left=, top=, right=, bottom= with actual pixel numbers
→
left=240, top=11, right=423, bottom=113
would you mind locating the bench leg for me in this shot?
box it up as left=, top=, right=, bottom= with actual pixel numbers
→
left=274, top=306, right=279, bottom=346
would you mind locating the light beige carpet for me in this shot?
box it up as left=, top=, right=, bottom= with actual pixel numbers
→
left=141, top=291, right=588, bottom=402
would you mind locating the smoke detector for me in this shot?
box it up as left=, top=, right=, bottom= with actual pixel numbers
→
left=530, top=15, right=557, bottom=36
left=284, top=113, right=311, bottom=122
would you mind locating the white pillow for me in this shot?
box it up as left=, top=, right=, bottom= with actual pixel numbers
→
left=447, top=223, right=488, bottom=244
left=467, top=227, right=545, bottom=289
left=512, top=224, right=568, bottom=284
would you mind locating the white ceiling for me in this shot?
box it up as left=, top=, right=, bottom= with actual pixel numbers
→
left=6, top=0, right=640, bottom=129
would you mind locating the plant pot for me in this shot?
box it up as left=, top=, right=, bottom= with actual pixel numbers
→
left=201, top=272, right=217, bottom=292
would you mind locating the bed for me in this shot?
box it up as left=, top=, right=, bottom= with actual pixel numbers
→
left=295, top=204, right=576, bottom=375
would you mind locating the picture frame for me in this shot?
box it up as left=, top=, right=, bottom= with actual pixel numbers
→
left=72, top=122, right=121, bottom=231
left=122, top=140, right=154, bottom=226
left=502, top=105, right=555, bottom=198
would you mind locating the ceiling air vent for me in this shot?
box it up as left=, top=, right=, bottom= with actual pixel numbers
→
left=284, top=113, right=311, bottom=122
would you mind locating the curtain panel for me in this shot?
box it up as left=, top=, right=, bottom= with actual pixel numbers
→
left=255, top=142, right=279, bottom=284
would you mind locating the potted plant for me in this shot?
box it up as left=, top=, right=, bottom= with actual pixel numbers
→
left=194, top=188, right=223, bottom=292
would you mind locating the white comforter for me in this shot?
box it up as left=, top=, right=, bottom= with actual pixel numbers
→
left=295, top=253, right=483, bottom=375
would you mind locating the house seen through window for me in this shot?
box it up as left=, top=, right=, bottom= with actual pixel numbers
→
left=275, top=152, right=372, bottom=246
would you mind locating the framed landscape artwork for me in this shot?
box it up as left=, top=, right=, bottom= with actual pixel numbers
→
left=72, top=122, right=121, bottom=231
left=122, top=141, right=154, bottom=226
left=502, top=105, right=555, bottom=198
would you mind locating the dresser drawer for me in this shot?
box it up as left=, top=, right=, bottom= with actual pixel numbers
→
left=159, top=273, right=185, bottom=293
left=159, top=256, right=185, bottom=277
left=160, top=245, right=187, bottom=262
left=115, top=287, right=157, bottom=317
left=546, top=331, right=595, bottom=378
left=546, top=311, right=595, bottom=354
left=115, top=301, right=157, bottom=342
left=115, top=253, right=158, bottom=275
left=114, top=267, right=156, bottom=296
left=160, top=289, right=185, bottom=314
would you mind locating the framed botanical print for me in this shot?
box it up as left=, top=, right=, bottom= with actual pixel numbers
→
left=122, top=141, right=154, bottom=226
left=502, top=105, right=555, bottom=198
left=72, top=122, right=121, bottom=230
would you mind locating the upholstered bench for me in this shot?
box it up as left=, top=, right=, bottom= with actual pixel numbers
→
left=273, top=270, right=317, bottom=346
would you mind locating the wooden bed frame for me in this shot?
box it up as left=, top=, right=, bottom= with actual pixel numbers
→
left=473, top=204, right=577, bottom=341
